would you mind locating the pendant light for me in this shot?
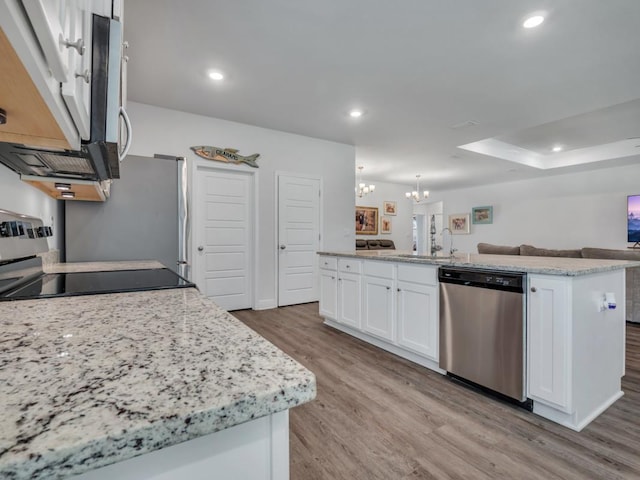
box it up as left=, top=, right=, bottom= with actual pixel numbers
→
left=355, top=166, right=375, bottom=197
left=405, top=175, right=429, bottom=203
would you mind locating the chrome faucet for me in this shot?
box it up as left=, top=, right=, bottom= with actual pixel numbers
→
left=441, top=227, right=457, bottom=257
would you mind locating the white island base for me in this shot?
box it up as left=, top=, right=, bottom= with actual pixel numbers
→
left=74, top=411, right=289, bottom=480
left=319, top=253, right=631, bottom=432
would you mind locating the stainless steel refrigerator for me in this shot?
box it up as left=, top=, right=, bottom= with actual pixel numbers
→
left=65, top=154, right=190, bottom=278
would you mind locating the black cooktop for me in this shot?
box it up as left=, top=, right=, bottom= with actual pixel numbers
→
left=0, top=268, right=196, bottom=301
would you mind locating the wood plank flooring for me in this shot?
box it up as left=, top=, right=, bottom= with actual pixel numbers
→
left=233, top=303, right=640, bottom=480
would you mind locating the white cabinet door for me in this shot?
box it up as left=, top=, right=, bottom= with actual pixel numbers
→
left=528, top=275, right=572, bottom=412
left=396, top=281, right=438, bottom=360
left=61, top=0, right=92, bottom=140
left=319, top=269, right=337, bottom=320
left=22, top=0, right=73, bottom=82
left=362, top=275, right=394, bottom=341
left=338, top=272, right=361, bottom=329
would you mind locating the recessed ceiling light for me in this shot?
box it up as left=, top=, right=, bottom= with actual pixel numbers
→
left=523, top=15, right=545, bottom=28
left=552, top=145, right=563, bottom=152
left=54, top=182, right=71, bottom=191
left=208, top=71, right=224, bottom=81
left=61, top=191, right=76, bottom=199
left=349, top=110, right=363, bottom=118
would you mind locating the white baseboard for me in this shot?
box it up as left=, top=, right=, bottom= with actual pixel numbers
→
left=255, top=299, right=277, bottom=310
left=323, top=318, right=445, bottom=375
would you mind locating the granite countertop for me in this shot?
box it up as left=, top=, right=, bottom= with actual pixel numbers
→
left=0, top=287, right=316, bottom=479
left=44, top=260, right=166, bottom=274
left=318, top=251, right=640, bottom=276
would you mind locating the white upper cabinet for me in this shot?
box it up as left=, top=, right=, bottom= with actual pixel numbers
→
left=21, top=0, right=74, bottom=83
left=61, top=0, right=92, bottom=139
left=24, top=0, right=94, bottom=140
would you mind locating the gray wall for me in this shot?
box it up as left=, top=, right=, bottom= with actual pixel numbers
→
left=0, top=164, right=63, bottom=252
left=65, top=155, right=178, bottom=270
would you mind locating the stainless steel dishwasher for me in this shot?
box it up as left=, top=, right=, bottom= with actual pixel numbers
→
left=439, top=267, right=529, bottom=405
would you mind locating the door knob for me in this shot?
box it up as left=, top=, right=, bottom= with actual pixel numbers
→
left=197, top=246, right=204, bottom=252
left=530, top=287, right=537, bottom=292
left=280, top=245, right=286, bottom=250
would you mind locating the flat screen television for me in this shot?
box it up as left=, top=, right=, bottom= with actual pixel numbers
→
left=629, top=195, right=640, bottom=244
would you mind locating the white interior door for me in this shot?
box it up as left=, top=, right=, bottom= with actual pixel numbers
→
left=195, top=168, right=253, bottom=311
left=278, top=174, right=320, bottom=306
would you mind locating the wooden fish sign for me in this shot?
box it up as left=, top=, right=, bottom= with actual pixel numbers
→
left=190, top=146, right=260, bottom=168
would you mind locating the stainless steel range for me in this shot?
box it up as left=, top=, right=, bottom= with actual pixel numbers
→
left=0, top=209, right=195, bottom=301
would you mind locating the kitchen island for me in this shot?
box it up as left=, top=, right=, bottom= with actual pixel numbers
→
left=0, top=262, right=316, bottom=479
left=318, top=251, right=640, bottom=431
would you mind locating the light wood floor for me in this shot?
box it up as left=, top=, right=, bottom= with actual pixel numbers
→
left=234, top=303, right=640, bottom=480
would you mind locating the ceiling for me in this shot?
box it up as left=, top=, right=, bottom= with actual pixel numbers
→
left=123, top=0, right=640, bottom=191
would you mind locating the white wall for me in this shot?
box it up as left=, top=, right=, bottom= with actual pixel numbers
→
left=0, top=165, right=62, bottom=252
left=355, top=181, right=413, bottom=250
left=428, top=163, right=640, bottom=254
left=127, top=102, right=355, bottom=309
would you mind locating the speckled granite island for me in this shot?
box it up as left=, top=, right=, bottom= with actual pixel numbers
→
left=0, top=262, right=316, bottom=480
left=318, top=251, right=640, bottom=431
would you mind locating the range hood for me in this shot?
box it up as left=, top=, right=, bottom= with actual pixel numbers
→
left=0, top=15, right=128, bottom=182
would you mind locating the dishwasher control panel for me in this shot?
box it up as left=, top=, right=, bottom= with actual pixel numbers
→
left=438, top=267, right=525, bottom=293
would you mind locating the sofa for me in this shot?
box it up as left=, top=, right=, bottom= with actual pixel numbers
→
left=356, top=239, right=396, bottom=250
left=477, top=243, right=640, bottom=322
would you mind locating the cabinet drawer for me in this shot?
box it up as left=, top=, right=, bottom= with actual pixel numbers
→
left=338, top=258, right=362, bottom=274
left=363, top=260, right=394, bottom=279
left=398, top=264, right=437, bottom=285
left=319, top=256, right=337, bottom=271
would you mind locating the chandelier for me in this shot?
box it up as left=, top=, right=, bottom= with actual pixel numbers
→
left=355, top=166, right=375, bottom=197
left=406, top=174, right=429, bottom=203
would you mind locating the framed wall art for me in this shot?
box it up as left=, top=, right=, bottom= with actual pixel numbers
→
left=383, top=201, right=397, bottom=216
left=448, top=213, right=470, bottom=234
left=355, top=206, right=379, bottom=235
left=472, top=206, right=493, bottom=224
left=381, top=217, right=392, bottom=234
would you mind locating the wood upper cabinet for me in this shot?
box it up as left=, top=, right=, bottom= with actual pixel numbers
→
left=0, top=26, right=72, bottom=149
left=528, top=274, right=572, bottom=412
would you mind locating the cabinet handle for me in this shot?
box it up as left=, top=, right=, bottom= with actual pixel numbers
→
left=75, top=69, right=91, bottom=84
left=531, top=287, right=537, bottom=293
left=346, top=265, right=351, bottom=268
left=331, top=276, right=335, bottom=280
left=397, top=288, right=401, bottom=292
left=386, top=286, right=390, bottom=290
left=60, top=35, right=85, bottom=55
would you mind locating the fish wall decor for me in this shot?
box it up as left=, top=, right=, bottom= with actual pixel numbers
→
left=190, top=146, right=260, bottom=168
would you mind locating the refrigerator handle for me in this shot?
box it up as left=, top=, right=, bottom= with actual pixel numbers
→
left=177, top=156, right=190, bottom=279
